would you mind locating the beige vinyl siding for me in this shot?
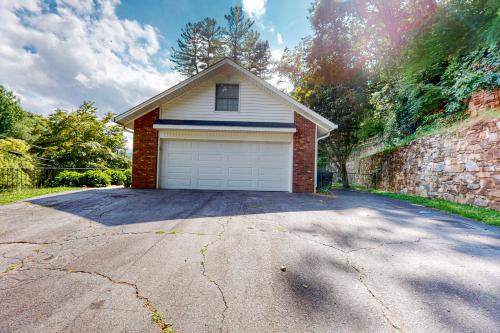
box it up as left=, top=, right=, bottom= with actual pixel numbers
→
left=160, top=69, right=293, bottom=122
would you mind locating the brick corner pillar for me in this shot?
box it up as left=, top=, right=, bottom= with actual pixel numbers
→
left=293, top=112, right=316, bottom=193
left=132, top=108, right=159, bottom=189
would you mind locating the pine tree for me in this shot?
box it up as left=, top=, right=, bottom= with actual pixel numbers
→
left=247, top=40, right=271, bottom=78
left=224, top=6, right=254, bottom=64
left=198, top=18, right=224, bottom=70
left=170, top=22, right=203, bottom=76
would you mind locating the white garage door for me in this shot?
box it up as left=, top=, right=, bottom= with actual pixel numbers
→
left=159, top=140, right=291, bottom=191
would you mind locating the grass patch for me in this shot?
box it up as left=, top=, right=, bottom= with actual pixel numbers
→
left=0, top=187, right=80, bottom=205
left=369, top=189, right=500, bottom=226
left=151, top=310, right=174, bottom=333
left=4, top=264, right=17, bottom=273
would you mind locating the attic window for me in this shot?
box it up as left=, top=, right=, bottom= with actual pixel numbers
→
left=215, top=84, right=239, bottom=111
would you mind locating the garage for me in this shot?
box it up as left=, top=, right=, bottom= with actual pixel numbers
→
left=159, top=139, right=291, bottom=191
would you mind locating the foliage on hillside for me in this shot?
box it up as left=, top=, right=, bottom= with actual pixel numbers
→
left=0, top=86, right=130, bottom=170
left=0, top=138, right=35, bottom=169
left=0, top=86, right=46, bottom=142
left=366, top=0, right=499, bottom=144
left=32, top=102, right=130, bottom=169
left=277, top=0, right=500, bottom=169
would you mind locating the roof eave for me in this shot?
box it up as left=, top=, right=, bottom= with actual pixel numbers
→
left=114, top=58, right=338, bottom=132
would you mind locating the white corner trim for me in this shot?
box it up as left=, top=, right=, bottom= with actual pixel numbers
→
left=152, top=124, right=296, bottom=133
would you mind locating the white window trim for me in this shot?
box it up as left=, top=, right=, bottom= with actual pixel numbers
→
left=214, top=83, right=240, bottom=112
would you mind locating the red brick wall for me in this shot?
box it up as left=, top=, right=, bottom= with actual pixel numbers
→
left=293, top=113, right=316, bottom=193
left=132, top=109, right=159, bottom=189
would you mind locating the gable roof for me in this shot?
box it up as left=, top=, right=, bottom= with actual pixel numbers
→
left=114, top=58, right=337, bottom=132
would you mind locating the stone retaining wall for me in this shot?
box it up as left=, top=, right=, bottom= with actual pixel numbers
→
left=347, top=89, right=499, bottom=210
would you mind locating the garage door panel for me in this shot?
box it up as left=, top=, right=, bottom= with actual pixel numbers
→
left=198, top=153, right=224, bottom=162
left=228, top=167, right=253, bottom=177
left=198, top=166, right=224, bottom=176
left=166, top=178, right=192, bottom=187
left=258, top=168, right=283, bottom=177
left=227, top=180, right=253, bottom=188
left=160, top=140, right=291, bottom=191
left=198, top=179, right=224, bottom=187
left=168, top=141, right=193, bottom=151
left=167, top=166, right=192, bottom=175
left=165, top=152, right=192, bottom=164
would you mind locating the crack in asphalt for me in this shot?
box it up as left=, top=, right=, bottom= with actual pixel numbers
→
left=42, top=267, right=173, bottom=332
left=0, top=240, right=56, bottom=245
left=197, top=194, right=245, bottom=333
left=347, top=257, right=402, bottom=332
left=1, top=191, right=223, bottom=332
left=199, top=218, right=230, bottom=333
left=291, top=234, right=432, bottom=332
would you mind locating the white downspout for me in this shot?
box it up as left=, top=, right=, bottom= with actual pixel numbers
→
left=315, top=130, right=331, bottom=192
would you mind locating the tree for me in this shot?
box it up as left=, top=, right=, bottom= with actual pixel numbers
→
left=243, top=31, right=271, bottom=78
left=0, top=138, right=36, bottom=188
left=32, top=102, right=130, bottom=169
left=170, top=22, right=203, bottom=76
left=0, top=85, right=45, bottom=142
left=170, top=7, right=272, bottom=77
left=275, top=42, right=310, bottom=87
left=224, top=6, right=254, bottom=63
left=294, top=71, right=369, bottom=188
left=304, top=0, right=438, bottom=82
left=198, top=18, right=224, bottom=70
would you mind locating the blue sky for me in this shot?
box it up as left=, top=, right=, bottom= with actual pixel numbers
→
left=0, top=0, right=312, bottom=118
left=117, top=0, right=312, bottom=64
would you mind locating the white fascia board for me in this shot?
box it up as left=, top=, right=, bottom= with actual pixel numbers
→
left=153, top=124, right=296, bottom=133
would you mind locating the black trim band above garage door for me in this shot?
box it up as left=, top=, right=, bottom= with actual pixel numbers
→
left=154, top=119, right=296, bottom=129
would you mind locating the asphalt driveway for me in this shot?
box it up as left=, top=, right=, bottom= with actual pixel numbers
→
left=1, top=188, right=499, bottom=333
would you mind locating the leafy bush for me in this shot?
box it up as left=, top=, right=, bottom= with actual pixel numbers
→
left=0, top=138, right=35, bottom=188
left=54, top=170, right=111, bottom=187
left=79, top=170, right=111, bottom=187
left=123, top=169, right=132, bottom=188
left=395, top=83, right=443, bottom=135
left=442, top=43, right=500, bottom=114
left=104, top=169, right=126, bottom=185
left=53, top=170, right=82, bottom=187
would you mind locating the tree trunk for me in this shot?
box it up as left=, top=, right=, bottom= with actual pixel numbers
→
left=341, top=163, right=349, bottom=188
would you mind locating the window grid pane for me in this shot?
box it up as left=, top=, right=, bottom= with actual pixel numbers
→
left=216, top=84, right=239, bottom=111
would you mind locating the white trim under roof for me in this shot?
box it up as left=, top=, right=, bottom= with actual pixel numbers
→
left=153, top=124, right=296, bottom=133
left=114, top=58, right=337, bottom=132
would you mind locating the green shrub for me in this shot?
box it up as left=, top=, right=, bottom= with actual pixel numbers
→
left=79, top=170, right=111, bottom=187
left=123, top=169, right=132, bottom=188
left=54, top=170, right=83, bottom=187
left=442, top=43, right=500, bottom=114
left=104, top=169, right=126, bottom=185
left=395, top=83, right=443, bottom=135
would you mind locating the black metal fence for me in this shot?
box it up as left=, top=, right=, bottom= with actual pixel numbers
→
left=317, top=170, right=379, bottom=189
left=0, top=168, right=118, bottom=192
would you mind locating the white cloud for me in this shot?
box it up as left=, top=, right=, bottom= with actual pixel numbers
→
left=276, top=32, right=283, bottom=45
left=270, top=48, right=284, bottom=61
left=242, top=0, right=267, bottom=20
left=0, top=0, right=182, bottom=117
